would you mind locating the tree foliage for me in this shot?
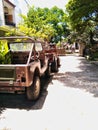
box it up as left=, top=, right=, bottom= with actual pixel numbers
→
left=23, top=6, right=69, bottom=42
left=0, top=40, right=9, bottom=63
left=66, top=0, right=98, bottom=44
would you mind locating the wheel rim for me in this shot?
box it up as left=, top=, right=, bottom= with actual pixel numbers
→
left=26, top=76, right=40, bottom=100
left=34, top=77, right=40, bottom=97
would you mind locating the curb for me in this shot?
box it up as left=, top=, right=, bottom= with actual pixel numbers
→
left=90, top=61, right=98, bottom=66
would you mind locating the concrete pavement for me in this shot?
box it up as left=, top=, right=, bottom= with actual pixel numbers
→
left=0, top=55, right=98, bottom=130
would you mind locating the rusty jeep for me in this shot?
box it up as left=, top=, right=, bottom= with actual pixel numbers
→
left=44, top=43, right=61, bottom=72
left=0, top=36, right=51, bottom=100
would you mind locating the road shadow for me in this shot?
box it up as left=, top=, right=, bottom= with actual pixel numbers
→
left=54, top=56, right=98, bottom=98
left=0, top=75, right=53, bottom=115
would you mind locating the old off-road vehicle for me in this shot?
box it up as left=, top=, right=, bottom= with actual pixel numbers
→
left=0, top=36, right=60, bottom=100
left=45, top=43, right=60, bottom=72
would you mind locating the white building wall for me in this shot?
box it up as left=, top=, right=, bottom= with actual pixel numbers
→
left=0, top=0, right=29, bottom=26
left=9, top=0, right=29, bottom=26
left=0, top=0, right=5, bottom=26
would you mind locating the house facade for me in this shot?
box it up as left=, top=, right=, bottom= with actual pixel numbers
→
left=0, top=0, right=16, bottom=26
left=0, top=0, right=29, bottom=27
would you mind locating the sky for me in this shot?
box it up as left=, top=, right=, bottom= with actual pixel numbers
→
left=27, top=0, right=69, bottom=10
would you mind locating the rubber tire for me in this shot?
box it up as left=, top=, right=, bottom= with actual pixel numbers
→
left=26, top=76, right=40, bottom=100
left=45, top=64, right=51, bottom=77
left=51, top=59, right=58, bottom=72
left=57, top=57, right=60, bottom=67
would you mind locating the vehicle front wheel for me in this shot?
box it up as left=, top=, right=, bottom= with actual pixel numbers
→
left=45, top=64, right=51, bottom=77
left=51, top=59, right=58, bottom=72
left=57, top=57, right=61, bottom=67
left=26, top=76, right=40, bottom=100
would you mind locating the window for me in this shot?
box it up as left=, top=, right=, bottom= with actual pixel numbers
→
left=9, top=43, right=34, bottom=51
left=35, top=43, right=43, bottom=51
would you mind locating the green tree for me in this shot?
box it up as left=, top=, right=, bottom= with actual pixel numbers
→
left=66, top=0, right=98, bottom=44
left=24, top=6, right=69, bottom=43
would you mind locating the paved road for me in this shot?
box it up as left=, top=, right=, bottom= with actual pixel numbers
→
left=0, top=55, right=98, bottom=130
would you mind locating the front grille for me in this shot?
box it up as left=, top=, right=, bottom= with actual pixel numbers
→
left=0, top=67, right=15, bottom=81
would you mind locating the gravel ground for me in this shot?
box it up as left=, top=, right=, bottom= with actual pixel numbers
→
left=0, top=54, right=98, bottom=130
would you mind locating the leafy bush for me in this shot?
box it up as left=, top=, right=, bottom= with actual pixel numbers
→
left=0, top=40, right=10, bottom=64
